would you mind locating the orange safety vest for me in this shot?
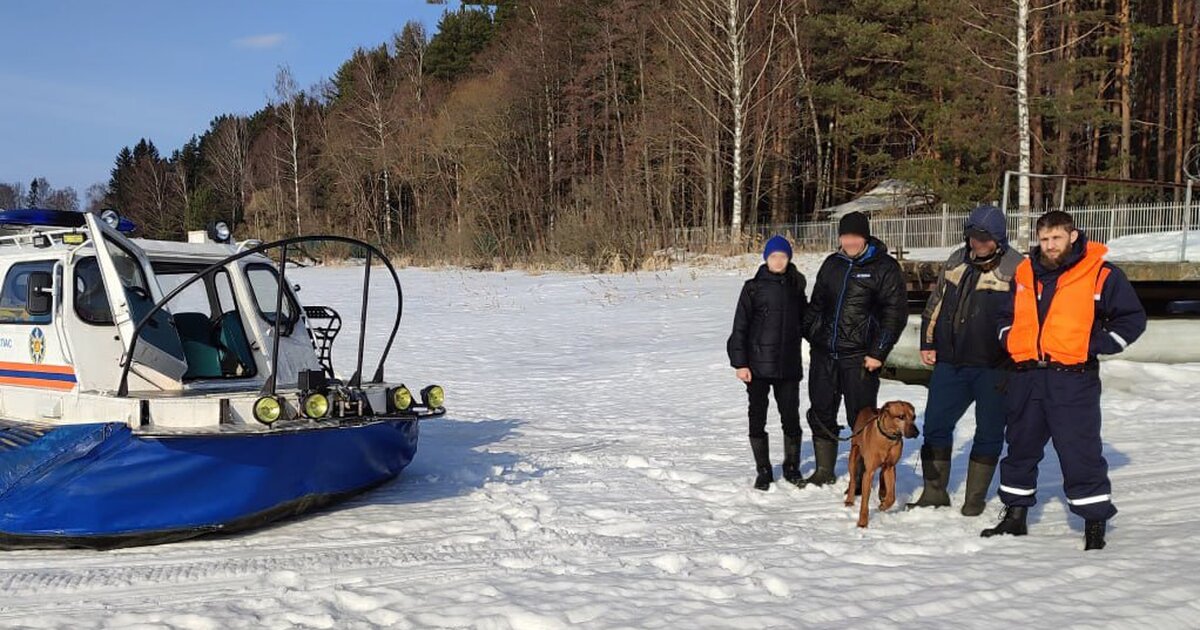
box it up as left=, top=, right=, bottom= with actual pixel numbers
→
left=1007, top=241, right=1111, bottom=366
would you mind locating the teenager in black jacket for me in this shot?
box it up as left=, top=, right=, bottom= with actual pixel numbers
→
left=802, top=212, right=907, bottom=487
left=727, top=235, right=808, bottom=490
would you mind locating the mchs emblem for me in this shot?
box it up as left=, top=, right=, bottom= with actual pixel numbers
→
left=28, top=327, right=45, bottom=364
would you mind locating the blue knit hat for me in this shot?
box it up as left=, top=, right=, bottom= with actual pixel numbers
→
left=762, top=235, right=792, bottom=260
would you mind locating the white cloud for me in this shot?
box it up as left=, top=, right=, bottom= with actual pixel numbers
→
left=232, top=33, right=286, bottom=49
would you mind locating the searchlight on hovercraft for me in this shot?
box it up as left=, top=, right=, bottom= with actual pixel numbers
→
left=0, top=208, right=443, bottom=549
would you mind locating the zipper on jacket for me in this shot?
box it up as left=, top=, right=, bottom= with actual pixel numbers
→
left=782, top=275, right=790, bottom=351
left=829, top=259, right=854, bottom=359
left=950, top=264, right=977, bottom=362
left=772, top=274, right=789, bottom=352
left=1034, top=279, right=1046, bottom=361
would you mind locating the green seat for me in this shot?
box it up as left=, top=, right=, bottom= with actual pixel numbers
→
left=181, top=340, right=223, bottom=379
left=174, top=312, right=223, bottom=379
left=215, top=312, right=256, bottom=376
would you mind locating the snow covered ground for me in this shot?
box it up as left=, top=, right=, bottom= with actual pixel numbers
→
left=1107, top=230, right=1200, bottom=262
left=2, top=257, right=1199, bottom=629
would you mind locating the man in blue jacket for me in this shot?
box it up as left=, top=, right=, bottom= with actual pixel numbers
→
left=909, top=205, right=1024, bottom=516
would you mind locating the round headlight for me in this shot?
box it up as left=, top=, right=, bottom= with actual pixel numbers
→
left=253, top=396, right=284, bottom=425
left=302, top=393, right=330, bottom=418
left=421, top=385, right=445, bottom=409
left=391, top=385, right=413, bottom=412
left=100, top=209, right=121, bottom=229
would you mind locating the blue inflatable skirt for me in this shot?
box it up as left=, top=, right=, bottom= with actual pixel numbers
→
left=0, top=419, right=419, bottom=549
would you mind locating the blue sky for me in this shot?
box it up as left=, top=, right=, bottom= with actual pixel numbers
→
left=0, top=0, right=460, bottom=198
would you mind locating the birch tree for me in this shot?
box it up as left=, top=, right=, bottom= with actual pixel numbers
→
left=206, top=116, right=250, bottom=227
left=960, top=0, right=1100, bottom=248
left=340, top=48, right=399, bottom=239
left=84, top=183, right=108, bottom=213
left=274, top=65, right=304, bottom=237
left=0, top=183, right=22, bottom=209
left=783, top=15, right=829, bottom=212
left=663, top=0, right=783, bottom=241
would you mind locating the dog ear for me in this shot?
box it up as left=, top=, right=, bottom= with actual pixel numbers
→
left=902, top=401, right=919, bottom=437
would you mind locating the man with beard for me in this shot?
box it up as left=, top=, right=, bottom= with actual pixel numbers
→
left=982, top=211, right=1145, bottom=550
left=802, top=211, right=907, bottom=488
left=909, top=205, right=1024, bottom=516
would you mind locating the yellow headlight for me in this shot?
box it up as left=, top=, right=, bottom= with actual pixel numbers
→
left=422, top=385, right=445, bottom=409
left=391, top=385, right=413, bottom=411
left=253, top=396, right=283, bottom=425
left=302, top=393, right=330, bottom=418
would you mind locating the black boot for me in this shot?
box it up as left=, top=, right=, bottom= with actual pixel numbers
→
left=906, top=445, right=952, bottom=509
left=750, top=436, right=773, bottom=491
left=980, top=505, right=1028, bottom=538
left=1084, top=520, right=1107, bottom=551
left=805, top=437, right=838, bottom=486
left=960, top=455, right=998, bottom=517
left=781, top=434, right=806, bottom=487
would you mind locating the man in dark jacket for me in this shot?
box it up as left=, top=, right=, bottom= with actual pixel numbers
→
left=728, top=235, right=808, bottom=490
left=982, top=211, right=1146, bottom=550
left=908, top=205, right=1023, bottom=516
left=802, top=211, right=908, bottom=487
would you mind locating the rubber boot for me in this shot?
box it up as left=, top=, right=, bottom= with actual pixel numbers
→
left=980, top=505, right=1028, bottom=538
left=906, top=445, right=952, bottom=509
left=960, top=455, right=998, bottom=517
left=781, top=434, right=806, bottom=487
left=805, top=438, right=838, bottom=487
left=750, top=436, right=773, bottom=491
left=1084, top=520, right=1107, bottom=551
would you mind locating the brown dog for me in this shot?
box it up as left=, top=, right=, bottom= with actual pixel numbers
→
left=844, top=401, right=919, bottom=528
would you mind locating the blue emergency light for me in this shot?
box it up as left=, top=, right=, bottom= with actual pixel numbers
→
left=0, top=208, right=136, bottom=233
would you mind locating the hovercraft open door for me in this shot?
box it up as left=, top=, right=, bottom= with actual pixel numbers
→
left=84, top=213, right=187, bottom=390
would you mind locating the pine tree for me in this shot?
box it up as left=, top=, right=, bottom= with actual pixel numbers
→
left=423, top=7, right=497, bottom=81
left=25, top=177, right=48, bottom=208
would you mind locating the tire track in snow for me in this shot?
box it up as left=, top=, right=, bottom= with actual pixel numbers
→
left=0, top=540, right=549, bottom=617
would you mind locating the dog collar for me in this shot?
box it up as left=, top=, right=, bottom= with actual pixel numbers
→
left=876, top=415, right=904, bottom=442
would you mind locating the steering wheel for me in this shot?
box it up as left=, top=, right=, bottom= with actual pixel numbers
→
left=265, top=311, right=296, bottom=338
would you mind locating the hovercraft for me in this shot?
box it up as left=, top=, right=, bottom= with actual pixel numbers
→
left=0, top=209, right=443, bottom=549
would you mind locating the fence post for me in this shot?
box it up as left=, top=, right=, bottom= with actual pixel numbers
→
left=1184, top=181, right=1193, bottom=262
left=941, top=203, right=949, bottom=247
left=1108, top=205, right=1117, bottom=243
left=901, top=207, right=908, bottom=257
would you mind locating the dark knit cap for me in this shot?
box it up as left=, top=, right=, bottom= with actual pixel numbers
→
left=838, top=211, right=871, bottom=238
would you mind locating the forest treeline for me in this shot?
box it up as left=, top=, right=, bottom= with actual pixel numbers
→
left=9, top=0, right=1199, bottom=268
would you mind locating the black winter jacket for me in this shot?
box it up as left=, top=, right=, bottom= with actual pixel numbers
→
left=803, top=237, right=907, bottom=361
left=727, top=263, right=808, bottom=380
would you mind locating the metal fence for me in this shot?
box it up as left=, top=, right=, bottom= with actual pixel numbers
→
left=742, top=199, right=1199, bottom=261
